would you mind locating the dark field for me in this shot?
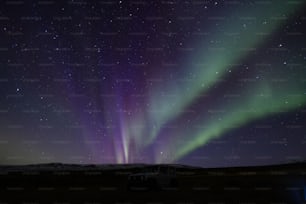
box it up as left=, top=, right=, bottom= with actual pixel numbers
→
left=0, top=163, right=305, bottom=203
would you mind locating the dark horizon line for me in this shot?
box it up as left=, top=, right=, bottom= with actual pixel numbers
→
left=1, top=160, right=306, bottom=169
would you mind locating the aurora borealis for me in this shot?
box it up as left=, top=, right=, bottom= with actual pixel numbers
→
left=0, top=0, right=306, bottom=167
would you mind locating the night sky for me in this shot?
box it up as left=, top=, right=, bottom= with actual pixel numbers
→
left=0, top=0, right=306, bottom=167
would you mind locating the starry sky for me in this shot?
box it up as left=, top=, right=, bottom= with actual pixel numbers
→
left=0, top=0, right=306, bottom=167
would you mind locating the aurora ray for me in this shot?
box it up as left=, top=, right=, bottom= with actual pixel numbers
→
left=1, top=0, right=306, bottom=166
left=155, top=59, right=306, bottom=162
left=146, top=1, right=304, bottom=146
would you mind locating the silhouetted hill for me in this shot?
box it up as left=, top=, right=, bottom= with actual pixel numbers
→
left=0, top=162, right=305, bottom=203
left=1, top=161, right=306, bottom=173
